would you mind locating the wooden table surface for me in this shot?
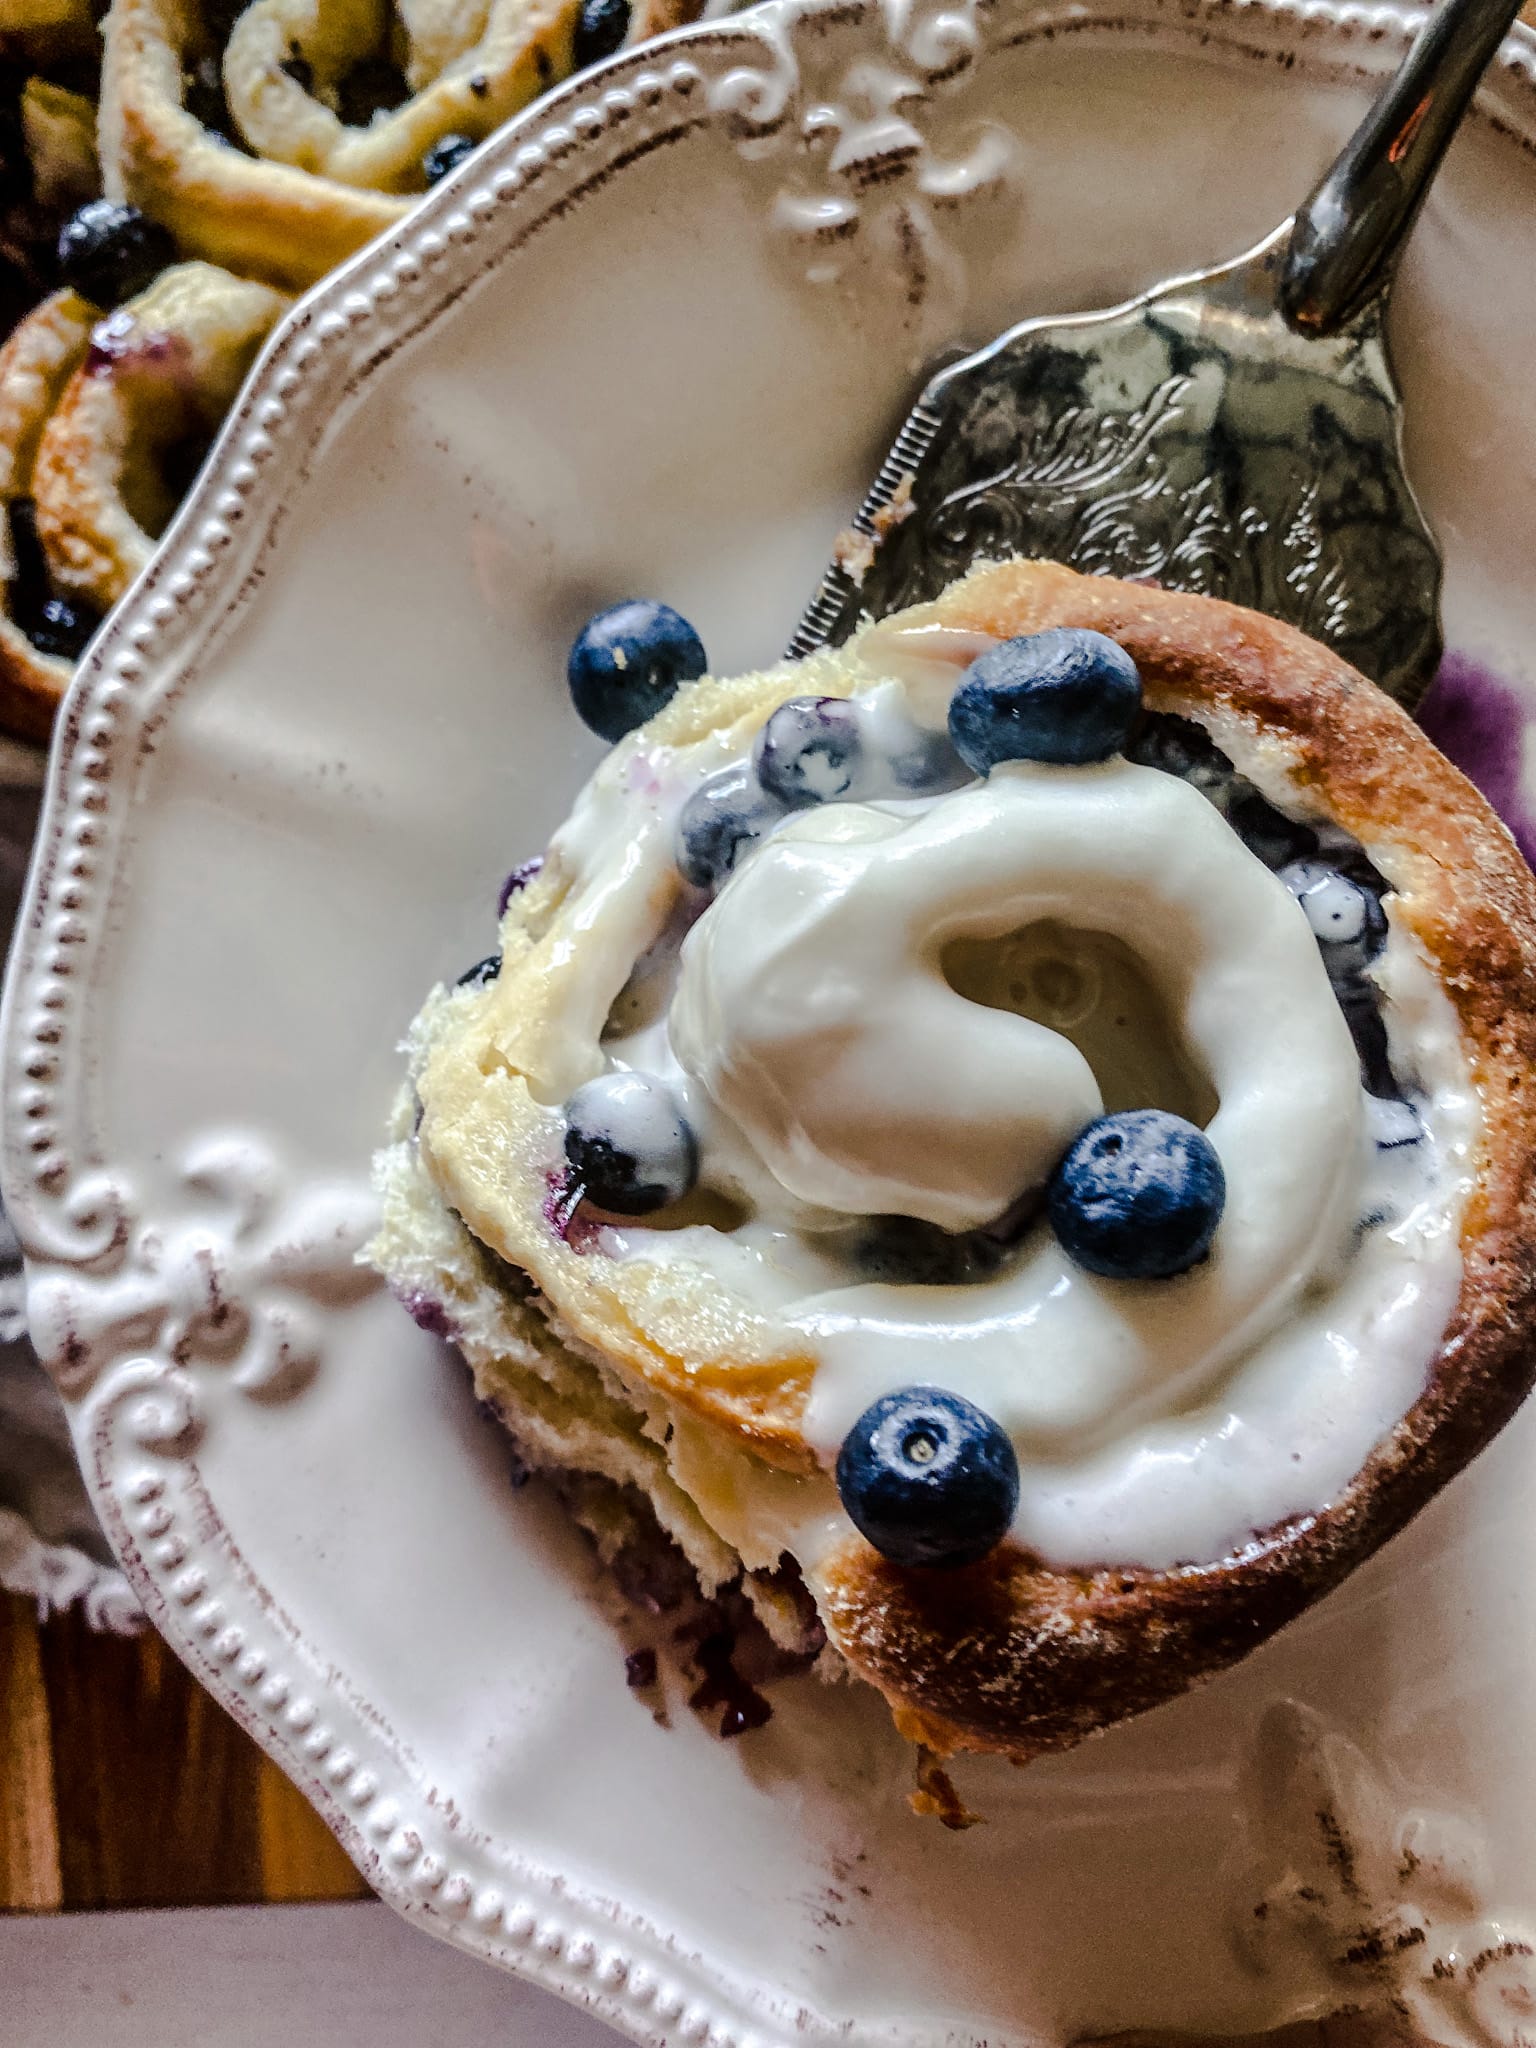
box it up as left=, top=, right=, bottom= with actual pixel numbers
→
left=0, top=1592, right=368, bottom=1912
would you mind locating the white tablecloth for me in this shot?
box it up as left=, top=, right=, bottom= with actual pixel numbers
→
left=0, top=1900, right=623, bottom=2046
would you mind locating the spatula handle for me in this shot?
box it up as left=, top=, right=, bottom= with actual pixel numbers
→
left=1279, top=0, right=1526, bottom=335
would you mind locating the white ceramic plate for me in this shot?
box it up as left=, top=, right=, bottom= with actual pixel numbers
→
left=9, top=2, right=1536, bottom=2041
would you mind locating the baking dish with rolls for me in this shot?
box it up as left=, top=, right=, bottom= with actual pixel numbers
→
left=0, top=0, right=717, bottom=737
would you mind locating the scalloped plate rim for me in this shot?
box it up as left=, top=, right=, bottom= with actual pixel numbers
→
left=6, top=1, right=1536, bottom=2042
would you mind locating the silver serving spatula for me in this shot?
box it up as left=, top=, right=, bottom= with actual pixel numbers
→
left=789, top=0, right=1525, bottom=711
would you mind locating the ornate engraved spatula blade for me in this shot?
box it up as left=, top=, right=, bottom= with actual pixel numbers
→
left=790, top=0, right=1526, bottom=713
left=789, top=228, right=1440, bottom=704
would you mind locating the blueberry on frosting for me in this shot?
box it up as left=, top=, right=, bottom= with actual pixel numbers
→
left=948, top=628, right=1142, bottom=773
left=676, top=763, right=781, bottom=890
left=563, top=1071, right=697, bottom=1215
left=1048, top=1109, right=1225, bottom=1280
left=888, top=725, right=970, bottom=793
left=753, top=696, right=864, bottom=807
left=567, top=599, right=707, bottom=743
left=836, top=1386, right=1019, bottom=1570
left=1281, top=860, right=1388, bottom=980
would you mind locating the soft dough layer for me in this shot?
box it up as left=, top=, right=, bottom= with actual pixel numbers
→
left=380, top=561, right=1536, bottom=1764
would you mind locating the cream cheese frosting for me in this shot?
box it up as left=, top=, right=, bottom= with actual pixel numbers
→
left=518, top=630, right=1482, bottom=1577
left=670, top=759, right=1359, bottom=1236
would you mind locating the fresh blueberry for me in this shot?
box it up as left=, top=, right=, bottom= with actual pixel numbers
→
left=456, top=954, right=500, bottom=988
left=567, top=599, right=707, bottom=743
left=1224, top=785, right=1318, bottom=869
left=563, top=1071, right=697, bottom=1215
left=835, top=1386, right=1019, bottom=1570
left=573, top=0, right=630, bottom=69
left=948, top=628, right=1142, bottom=773
left=28, top=595, right=100, bottom=661
left=1280, top=860, right=1388, bottom=980
left=1128, top=711, right=1236, bottom=805
left=1048, top=1109, right=1225, bottom=1280
left=57, top=201, right=176, bottom=308
left=676, top=763, right=781, bottom=890
left=422, top=133, right=476, bottom=184
left=753, top=696, right=864, bottom=807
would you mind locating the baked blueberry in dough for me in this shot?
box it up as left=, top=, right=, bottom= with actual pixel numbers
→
left=0, top=0, right=721, bottom=738
left=55, top=200, right=176, bottom=308
left=0, top=263, right=288, bottom=738
left=370, top=559, right=1536, bottom=1778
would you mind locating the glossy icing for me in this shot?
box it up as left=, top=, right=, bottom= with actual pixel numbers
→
left=542, top=637, right=1481, bottom=1572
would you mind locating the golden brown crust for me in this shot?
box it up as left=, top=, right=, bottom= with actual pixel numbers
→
left=0, top=267, right=290, bottom=740
left=18, top=75, right=99, bottom=214
left=222, top=0, right=580, bottom=192
left=32, top=261, right=289, bottom=612
left=99, top=0, right=714, bottom=293
left=0, top=614, right=71, bottom=743
left=99, top=0, right=413, bottom=292
left=415, top=661, right=862, bottom=1471
left=816, top=560, right=1536, bottom=1763
left=0, top=290, right=95, bottom=741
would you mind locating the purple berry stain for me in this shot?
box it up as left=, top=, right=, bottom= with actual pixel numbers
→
left=396, top=1287, right=454, bottom=1339
left=497, top=856, right=543, bottom=919
left=86, top=316, right=190, bottom=382
left=624, top=752, right=664, bottom=799
left=625, top=1646, right=658, bottom=1690
left=1420, top=652, right=1536, bottom=872
left=675, top=1607, right=773, bottom=1738
left=542, top=1168, right=605, bottom=1254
